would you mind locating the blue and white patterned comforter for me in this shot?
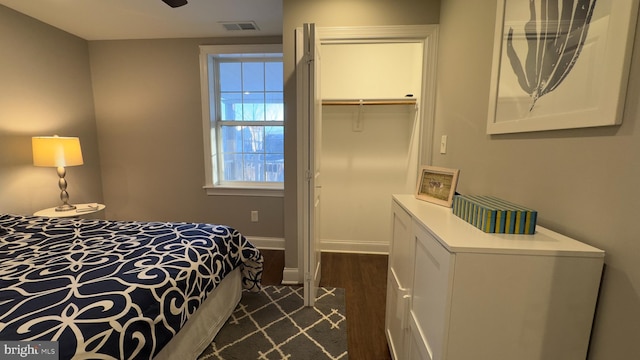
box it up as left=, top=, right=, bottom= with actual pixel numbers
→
left=0, top=214, right=263, bottom=360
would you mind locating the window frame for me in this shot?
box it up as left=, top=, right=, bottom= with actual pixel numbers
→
left=199, top=44, right=284, bottom=197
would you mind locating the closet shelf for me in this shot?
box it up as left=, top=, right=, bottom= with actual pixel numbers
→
left=322, top=98, right=417, bottom=106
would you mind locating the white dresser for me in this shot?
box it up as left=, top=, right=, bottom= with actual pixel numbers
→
left=385, top=194, right=604, bottom=360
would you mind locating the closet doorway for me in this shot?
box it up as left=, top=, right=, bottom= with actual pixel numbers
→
left=321, top=41, right=423, bottom=254
left=298, top=25, right=439, bottom=266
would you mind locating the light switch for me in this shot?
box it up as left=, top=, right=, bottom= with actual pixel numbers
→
left=440, top=135, right=448, bottom=154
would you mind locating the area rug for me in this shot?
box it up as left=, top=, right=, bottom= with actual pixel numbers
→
left=198, top=286, right=348, bottom=360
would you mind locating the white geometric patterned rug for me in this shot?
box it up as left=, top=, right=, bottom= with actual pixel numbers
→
left=198, top=286, right=348, bottom=360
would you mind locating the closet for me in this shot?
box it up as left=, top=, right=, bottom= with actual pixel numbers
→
left=319, top=42, right=424, bottom=253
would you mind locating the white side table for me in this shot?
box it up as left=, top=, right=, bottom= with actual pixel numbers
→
left=34, top=203, right=106, bottom=218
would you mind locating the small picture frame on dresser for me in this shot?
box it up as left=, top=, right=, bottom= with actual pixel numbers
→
left=415, top=166, right=460, bottom=207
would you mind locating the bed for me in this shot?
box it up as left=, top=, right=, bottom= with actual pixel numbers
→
left=0, top=213, right=263, bottom=360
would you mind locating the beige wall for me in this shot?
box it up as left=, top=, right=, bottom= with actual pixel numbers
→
left=435, top=1, right=640, bottom=358
left=282, top=0, right=441, bottom=274
left=0, top=5, right=103, bottom=215
left=88, top=36, right=284, bottom=237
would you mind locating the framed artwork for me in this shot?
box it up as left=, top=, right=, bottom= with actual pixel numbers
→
left=487, top=0, right=639, bottom=134
left=415, top=166, right=460, bottom=207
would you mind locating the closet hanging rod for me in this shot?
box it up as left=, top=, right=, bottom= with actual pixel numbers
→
left=322, top=98, right=417, bottom=106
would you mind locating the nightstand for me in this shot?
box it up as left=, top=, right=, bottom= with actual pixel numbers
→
left=34, top=203, right=106, bottom=218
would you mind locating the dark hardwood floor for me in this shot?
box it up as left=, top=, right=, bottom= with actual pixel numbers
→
left=259, top=249, right=392, bottom=360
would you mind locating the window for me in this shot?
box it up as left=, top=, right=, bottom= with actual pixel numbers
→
left=200, top=44, right=284, bottom=196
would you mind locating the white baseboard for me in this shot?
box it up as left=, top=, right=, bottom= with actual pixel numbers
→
left=245, top=236, right=285, bottom=250
left=282, top=267, right=301, bottom=285
left=245, top=236, right=295, bottom=284
left=321, top=239, right=389, bottom=254
left=247, top=236, right=389, bottom=255
left=247, top=237, right=387, bottom=285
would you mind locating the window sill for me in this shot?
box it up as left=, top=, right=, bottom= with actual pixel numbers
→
left=203, top=185, right=284, bottom=197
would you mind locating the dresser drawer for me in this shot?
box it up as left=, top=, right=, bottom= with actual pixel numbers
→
left=411, top=220, right=453, bottom=360
left=385, top=269, right=411, bottom=360
left=389, top=200, right=414, bottom=290
left=408, top=312, right=432, bottom=360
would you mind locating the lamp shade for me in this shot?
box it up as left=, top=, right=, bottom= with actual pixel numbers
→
left=32, top=136, right=84, bottom=167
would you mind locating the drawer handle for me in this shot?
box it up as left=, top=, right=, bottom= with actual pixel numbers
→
left=400, top=293, right=411, bottom=330
left=396, top=289, right=407, bottom=320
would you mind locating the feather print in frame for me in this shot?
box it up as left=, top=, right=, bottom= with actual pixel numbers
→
left=487, top=0, right=638, bottom=134
left=506, top=0, right=597, bottom=111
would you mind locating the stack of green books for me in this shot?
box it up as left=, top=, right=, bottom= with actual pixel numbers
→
left=452, top=195, right=537, bottom=234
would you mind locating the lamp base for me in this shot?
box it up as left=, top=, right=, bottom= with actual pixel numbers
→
left=55, top=166, right=76, bottom=212
left=55, top=204, right=77, bottom=212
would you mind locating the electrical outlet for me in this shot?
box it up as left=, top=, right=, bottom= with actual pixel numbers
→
left=251, top=211, right=259, bottom=222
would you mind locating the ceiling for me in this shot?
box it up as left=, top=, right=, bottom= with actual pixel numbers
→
left=0, top=0, right=283, bottom=40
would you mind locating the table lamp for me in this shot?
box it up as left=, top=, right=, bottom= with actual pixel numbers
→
left=32, top=135, right=84, bottom=211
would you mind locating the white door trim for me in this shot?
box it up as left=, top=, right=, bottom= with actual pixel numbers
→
left=292, top=24, right=439, bottom=283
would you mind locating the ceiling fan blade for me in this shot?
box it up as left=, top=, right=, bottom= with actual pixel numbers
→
left=162, top=0, right=188, bottom=7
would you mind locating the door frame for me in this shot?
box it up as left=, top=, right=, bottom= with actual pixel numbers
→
left=295, top=24, right=439, bottom=285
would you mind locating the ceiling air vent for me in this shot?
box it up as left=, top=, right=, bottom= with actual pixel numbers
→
left=220, top=21, right=260, bottom=31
